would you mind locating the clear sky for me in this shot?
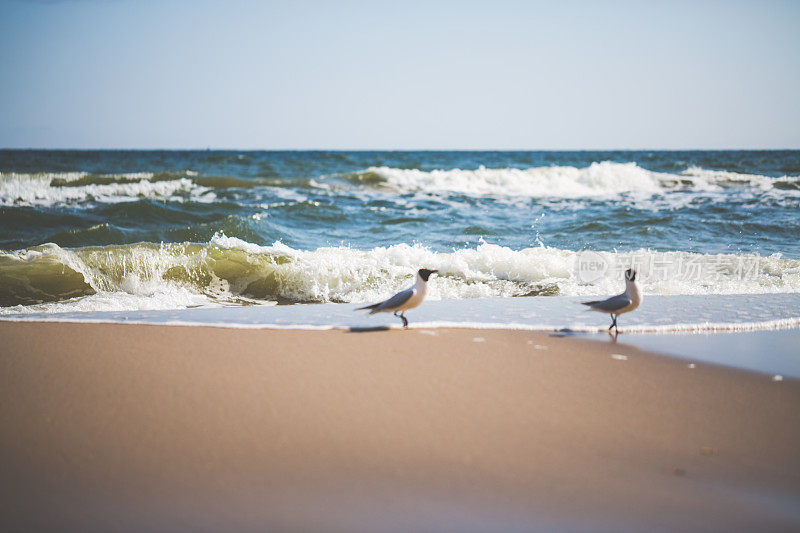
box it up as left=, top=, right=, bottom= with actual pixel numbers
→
left=1, top=0, right=798, bottom=149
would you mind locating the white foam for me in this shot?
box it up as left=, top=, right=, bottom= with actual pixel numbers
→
left=0, top=172, right=214, bottom=206
left=3, top=236, right=798, bottom=315
left=1, top=289, right=217, bottom=314
left=344, top=162, right=799, bottom=199
left=352, top=162, right=664, bottom=198
left=681, top=166, right=778, bottom=190
left=209, top=234, right=800, bottom=301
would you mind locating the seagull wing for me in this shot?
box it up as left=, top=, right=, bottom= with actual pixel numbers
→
left=370, top=287, right=415, bottom=314
left=582, top=293, right=631, bottom=313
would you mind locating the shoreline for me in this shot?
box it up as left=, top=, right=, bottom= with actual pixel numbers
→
left=3, top=315, right=800, bottom=334
left=3, top=293, right=799, bottom=378
left=2, top=321, right=799, bottom=531
left=3, top=293, right=800, bottom=333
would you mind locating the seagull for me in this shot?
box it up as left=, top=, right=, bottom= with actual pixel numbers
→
left=581, top=268, right=642, bottom=333
left=355, top=268, right=438, bottom=328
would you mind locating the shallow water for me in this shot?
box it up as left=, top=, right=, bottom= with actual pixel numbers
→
left=4, top=293, right=799, bottom=376
left=4, top=293, right=797, bottom=332
left=617, top=330, right=800, bottom=378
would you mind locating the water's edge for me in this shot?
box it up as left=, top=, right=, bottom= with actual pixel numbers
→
left=3, top=294, right=798, bottom=333
left=3, top=295, right=798, bottom=378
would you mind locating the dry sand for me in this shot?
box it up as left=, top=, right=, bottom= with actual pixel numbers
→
left=1, top=321, right=798, bottom=532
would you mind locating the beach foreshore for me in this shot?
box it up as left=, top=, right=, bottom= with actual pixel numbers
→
left=1, top=322, right=798, bottom=532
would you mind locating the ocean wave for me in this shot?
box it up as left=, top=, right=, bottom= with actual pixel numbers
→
left=679, top=166, right=800, bottom=191
left=0, top=171, right=214, bottom=206
left=5, top=163, right=797, bottom=208
left=1, top=235, right=798, bottom=313
left=339, top=162, right=800, bottom=198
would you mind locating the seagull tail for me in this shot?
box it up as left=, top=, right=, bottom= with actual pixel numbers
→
left=355, top=303, right=380, bottom=312
left=581, top=300, right=601, bottom=306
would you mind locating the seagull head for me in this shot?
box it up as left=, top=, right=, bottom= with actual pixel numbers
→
left=625, top=268, right=637, bottom=282
left=418, top=268, right=439, bottom=282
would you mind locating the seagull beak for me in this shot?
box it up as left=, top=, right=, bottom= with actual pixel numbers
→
left=431, top=270, right=439, bottom=275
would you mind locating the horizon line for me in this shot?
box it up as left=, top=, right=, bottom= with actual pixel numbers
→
left=2, top=147, right=799, bottom=152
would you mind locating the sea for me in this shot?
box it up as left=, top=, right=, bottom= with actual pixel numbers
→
left=1, top=149, right=799, bottom=341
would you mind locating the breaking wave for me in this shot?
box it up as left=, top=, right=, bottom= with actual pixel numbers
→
left=0, top=171, right=215, bottom=206
left=341, top=162, right=800, bottom=198
left=1, top=235, right=798, bottom=314
left=4, top=162, right=798, bottom=208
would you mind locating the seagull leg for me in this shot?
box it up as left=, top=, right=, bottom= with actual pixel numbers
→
left=608, top=314, right=618, bottom=332
left=400, top=312, right=408, bottom=329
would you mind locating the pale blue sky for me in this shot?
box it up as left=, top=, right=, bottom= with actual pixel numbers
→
left=1, top=0, right=798, bottom=149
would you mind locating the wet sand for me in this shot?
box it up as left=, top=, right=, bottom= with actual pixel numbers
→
left=1, top=322, right=798, bottom=532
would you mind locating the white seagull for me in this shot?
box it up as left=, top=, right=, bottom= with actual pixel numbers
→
left=356, top=268, right=438, bottom=328
left=582, top=268, right=642, bottom=332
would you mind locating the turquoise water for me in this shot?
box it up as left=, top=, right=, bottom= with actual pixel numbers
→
left=1, top=150, right=799, bottom=313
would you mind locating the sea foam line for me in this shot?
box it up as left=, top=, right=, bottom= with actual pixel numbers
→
left=1, top=315, right=798, bottom=334
left=0, top=172, right=212, bottom=206
left=341, top=162, right=800, bottom=198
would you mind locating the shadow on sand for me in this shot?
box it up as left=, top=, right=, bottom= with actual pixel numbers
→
left=347, top=326, right=392, bottom=333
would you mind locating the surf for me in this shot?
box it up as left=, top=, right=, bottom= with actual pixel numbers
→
left=1, top=235, right=798, bottom=313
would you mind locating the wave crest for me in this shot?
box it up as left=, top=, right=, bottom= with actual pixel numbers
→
left=4, top=163, right=798, bottom=207
left=342, top=162, right=662, bottom=197
left=1, top=235, right=798, bottom=313
left=340, top=162, right=800, bottom=198
left=0, top=171, right=213, bottom=206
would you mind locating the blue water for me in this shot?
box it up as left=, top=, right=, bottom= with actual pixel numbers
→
left=1, top=150, right=799, bottom=313
left=2, top=150, right=799, bottom=254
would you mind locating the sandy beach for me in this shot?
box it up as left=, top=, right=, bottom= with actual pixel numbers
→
left=1, top=321, right=798, bottom=532
left=3, top=0, right=799, bottom=530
